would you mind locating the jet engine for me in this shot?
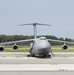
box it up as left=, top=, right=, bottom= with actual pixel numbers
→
left=0, top=46, right=4, bottom=51
left=12, top=44, right=18, bottom=50
left=62, top=44, right=68, bottom=50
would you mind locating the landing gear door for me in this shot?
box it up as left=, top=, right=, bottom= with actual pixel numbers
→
left=30, top=42, right=34, bottom=53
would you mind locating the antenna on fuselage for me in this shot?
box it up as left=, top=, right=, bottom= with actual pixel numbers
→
left=18, top=23, right=51, bottom=39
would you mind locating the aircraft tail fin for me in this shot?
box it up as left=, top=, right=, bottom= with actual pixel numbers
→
left=18, top=23, right=51, bottom=39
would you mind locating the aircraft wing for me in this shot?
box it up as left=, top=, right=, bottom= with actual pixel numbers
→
left=0, top=39, right=34, bottom=45
left=47, top=39, right=74, bottom=44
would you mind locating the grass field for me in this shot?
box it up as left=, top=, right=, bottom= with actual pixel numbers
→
left=2, top=45, right=74, bottom=52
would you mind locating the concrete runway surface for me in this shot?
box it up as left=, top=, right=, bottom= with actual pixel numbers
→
left=0, top=64, right=74, bottom=75
left=0, top=52, right=74, bottom=75
left=0, top=52, right=73, bottom=64
left=0, top=57, right=74, bottom=64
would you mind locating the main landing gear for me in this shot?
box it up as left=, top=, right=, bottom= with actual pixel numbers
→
left=27, top=54, right=35, bottom=57
left=27, top=54, right=51, bottom=58
left=38, top=54, right=51, bottom=58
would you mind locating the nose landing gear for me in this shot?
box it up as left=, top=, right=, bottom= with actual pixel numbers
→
left=35, top=54, right=51, bottom=58
left=42, top=54, right=51, bottom=58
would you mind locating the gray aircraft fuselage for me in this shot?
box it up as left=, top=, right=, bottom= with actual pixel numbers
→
left=30, top=37, right=51, bottom=57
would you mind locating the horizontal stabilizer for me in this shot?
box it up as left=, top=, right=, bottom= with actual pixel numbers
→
left=18, top=23, right=51, bottom=26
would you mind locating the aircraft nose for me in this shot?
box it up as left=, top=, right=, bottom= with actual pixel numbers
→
left=38, top=43, right=51, bottom=54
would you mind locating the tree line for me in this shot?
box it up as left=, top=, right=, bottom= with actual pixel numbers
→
left=0, top=34, right=74, bottom=45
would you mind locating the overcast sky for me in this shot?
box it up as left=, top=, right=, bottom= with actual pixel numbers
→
left=0, top=0, right=74, bottom=38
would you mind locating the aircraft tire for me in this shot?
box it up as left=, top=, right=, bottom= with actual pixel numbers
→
left=27, top=54, right=31, bottom=57
left=43, top=55, right=47, bottom=58
left=48, top=55, right=51, bottom=58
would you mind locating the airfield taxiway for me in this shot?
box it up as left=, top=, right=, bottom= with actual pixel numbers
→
left=0, top=52, right=74, bottom=75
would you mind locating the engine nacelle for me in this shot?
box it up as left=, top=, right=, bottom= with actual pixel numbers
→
left=12, top=44, right=18, bottom=50
left=62, top=44, right=68, bottom=50
left=0, top=46, right=4, bottom=51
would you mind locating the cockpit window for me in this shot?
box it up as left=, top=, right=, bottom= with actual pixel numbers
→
left=39, top=37, right=47, bottom=40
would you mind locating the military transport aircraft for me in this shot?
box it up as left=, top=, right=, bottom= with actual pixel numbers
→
left=0, top=23, right=74, bottom=58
